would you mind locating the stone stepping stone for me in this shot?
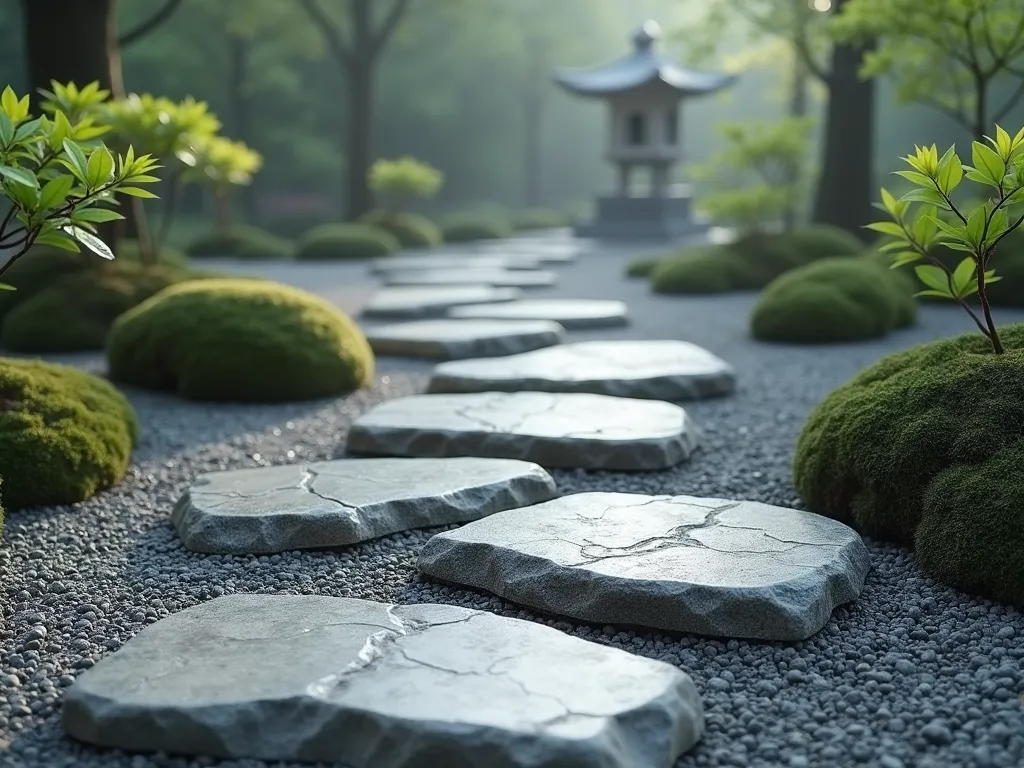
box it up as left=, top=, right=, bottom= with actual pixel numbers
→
left=370, top=254, right=542, bottom=274
left=366, top=319, right=566, bottom=360
left=361, top=286, right=521, bottom=320
left=347, top=392, right=699, bottom=470
left=448, top=299, right=629, bottom=329
left=171, top=457, right=558, bottom=555
left=477, top=241, right=581, bottom=262
left=428, top=340, right=736, bottom=400
left=63, top=595, right=705, bottom=767
left=382, top=268, right=558, bottom=289
left=418, top=493, right=872, bottom=642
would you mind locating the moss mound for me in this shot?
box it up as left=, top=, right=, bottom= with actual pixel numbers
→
left=440, top=213, right=511, bottom=243
left=751, top=258, right=916, bottom=344
left=0, top=247, right=89, bottom=322
left=186, top=226, right=293, bottom=260
left=294, top=223, right=399, bottom=260
left=107, top=279, right=375, bottom=402
left=793, top=326, right=1024, bottom=605
left=625, top=256, right=664, bottom=278
left=359, top=211, right=442, bottom=250
left=0, top=358, right=138, bottom=510
left=651, top=225, right=865, bottom=295
left=511, top=209, right=568, bottom=231
left=1, top=265, right=190, bottom=353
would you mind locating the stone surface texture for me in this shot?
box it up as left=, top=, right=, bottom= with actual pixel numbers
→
left=366, top=319, right=566, bottom=360
left=428, top=340, right=737, bottom=400
left=361, top=286, right=522, bottom=319
left=171, top=457, right=558, bottom=555
left=346, top=392, right=699, bottom=470
left=63, top=595, right=704, bottom=767
left=418, top=493, right=872, bottom=641
left=370, top=254, right=542, bottom=274
left=447, top=299, right=629, bottom=329
left=382, top=269, right=558, bottom=289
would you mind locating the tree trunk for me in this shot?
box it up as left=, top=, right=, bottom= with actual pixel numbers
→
left=345, top=57, right=375, bottom=220
left=811, top=0, right=875, bottom=241
left=227, top=34, right=257, bottom=220
left=783, top=52, right=809, bottom=232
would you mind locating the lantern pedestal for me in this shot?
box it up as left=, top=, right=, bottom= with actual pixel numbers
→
left=576, top=193, right=706, bottom=241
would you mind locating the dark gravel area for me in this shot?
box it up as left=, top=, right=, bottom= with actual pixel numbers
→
left=1, top=237, right=1022, bottom=768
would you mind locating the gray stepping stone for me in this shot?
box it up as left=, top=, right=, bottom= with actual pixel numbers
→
left=361, top=286, right=521, bottom=320
left=370, top=254, right=542, bottom=273
left=63, top=594, right=705, bottom=767
left=171, top=457, right=558, bottom=555
left=346, top=392, right=699, bottom=470
left=418, top=493, right=872, bottom=641
left=382, top=268, right=558, bottom=289
left=366, top=319, right=566, bottom=360
left=428, top=340, right=736, bottom=400
left=476, top=242, right=581, bottom=263
left=448, top=299, right=629, bottom=329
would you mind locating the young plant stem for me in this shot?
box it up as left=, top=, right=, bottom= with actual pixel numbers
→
left=976, top=253, right=1004, bottom=354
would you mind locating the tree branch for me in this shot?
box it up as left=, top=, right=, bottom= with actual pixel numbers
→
left=297, top=0, right=354, bottom=69
left=371, top=0, right=411, bottom=58
left=118, top=0, right=187, bottom=48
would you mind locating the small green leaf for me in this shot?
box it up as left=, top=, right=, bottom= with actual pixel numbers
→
left=85, top=146, right=114, bottom=187
left=0, top=110, right=15, bottom=146
left=914, top=289, right=954, bottom=299
left=880, top=188, right=899, bottom=216
left=964, top=169, right=1002, bottom=188
left=38, top=174, right=75, bottom=210
left=115, top=186, right=159, bottom=199
left=900, top=188, right=947, bottom=206
left=12, top=117, right=42, bottom=143
left=0, top=164, right=39, bottom=188
left=915, top=264, right=953, bottom=293
left=62, top=138, right=89, bottom=182
left=70, top=207, right=124, bottom=224
left=34, top=230, right=81, bottom=252
left=64, top=225, right=114, bottom=259
left=891, top=251, right=922, bottom=267
left=951, top=257, right=976, bottom=294
left=972, top=142, right=1006, bottom=183
left=937, top=152, right=963, bottom=195
left=0, top=283, right=15, bottom=291
left=893, top=170, right=934, bottom=187
left=995, top=126, right=1012, bottom=159
left=966, top=206, right=987, bottom=246
left=865, top=221, right=906, bottom=237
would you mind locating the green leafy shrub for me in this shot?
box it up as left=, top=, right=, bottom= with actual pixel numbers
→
left=359, top=210, right=441, bottom=250
left=369, top=156, right=444, bottom=211
left=1, top=265, right=188, bottom=353
left=440, top=212, right=511, bottom=243
left=793, top=326, right=1024, bottom=605
left=750, top=258, right=916, bottom=343
left=0, top=358, right=138, bottom=510
left=185, top=226, right=293, bottom=260
left=511, top=208, right=569, bottom=231
left=107, top=279, right=375, bottom=402
left=625, top=256, right=664, bottom=278
left=294, top=223, right=399, bottom=260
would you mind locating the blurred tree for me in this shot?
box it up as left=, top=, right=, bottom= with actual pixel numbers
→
left=832, top=0, right=1024, bottom=143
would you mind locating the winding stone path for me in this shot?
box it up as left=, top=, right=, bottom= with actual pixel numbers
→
left=171, top=457, right=558, bottom=555
left=63, top=595, right=704, bottom=767
left=382, top=268, right=558, bottom=289
left=428, top=340, right=737, bottom=400
left=366, top=319, right=566, bottom=360
left=370, top=254, right=542, bottom=274
left=361, top=286, right=522, bottom=320
left=418, top=493, right=872, bottom=641
left=346, top=392, right=699, bottom=470
left=448, top=299, right=629, bottom=329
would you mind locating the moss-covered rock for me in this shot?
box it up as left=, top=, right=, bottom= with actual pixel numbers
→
left=750, top=258, right=916, bottom=344
left=107, top=279, right=375, bottom=402
left=511, top=208, right=568, bottom=231
left=359, top=211, right=442, bottom=250
left=440, top=213, right=511, bottom=243
left=186, top=226, right=293, bottom=260
left=0, top=476, right=5, bottom=536
left=1, top=265, right=191, bottom=353
left=294, top=223, right=399, bottom=260
left=625, top=256, right=664, bottom=278
left=0, top=358, right=138, bottom=510
left=651, top=246, right=757, bottom=294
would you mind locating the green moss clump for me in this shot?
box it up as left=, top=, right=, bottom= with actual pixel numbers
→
left=107, top=278, right=375, bottom=402
left=0, top=476, right=4, bottom=536
left=294, top=223, right=400, bottom=260
left=511, top=208, right=568, bottom=231
left=359, top=211, right=442, bottom=250
left=750, top=258, right=916, bottom=344
left=0, top=247, right=90, bottom=321
left=1, top=265, right=189, bottom=353
left=651, top=246, right=757, bottom=294
left=625, top=256, right=664, bottom=278
left=440, top=213, right=511, bottom=243
left=186, top=226, right=293, bottom=260
left=0, top=358, right=138, bottom=510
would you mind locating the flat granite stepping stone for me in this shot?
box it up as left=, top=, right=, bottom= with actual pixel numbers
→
left=361, top=286, right=522, bottom=320
left=382, top=268, right=558, bottom=289
left=347, top=392, right=699, bottom=470
left=428, top=340, right=736, bottom=400
left=418, top=493, right=872, bottom=641
left=172, top=457, right=558, bottom=555
left=63, top=595, right=704, bottom=767
left=448, top=299, right=629, bottom=329
left=370, top=254, right=542, bottom=274
left=366, top=319, right=566, bottom=360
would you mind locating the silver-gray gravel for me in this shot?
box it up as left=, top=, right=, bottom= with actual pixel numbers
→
left=0, top=245, right=1022, bottom=768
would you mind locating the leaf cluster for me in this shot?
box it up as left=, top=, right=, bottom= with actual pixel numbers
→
left=368, top=156, right=444, bottom=206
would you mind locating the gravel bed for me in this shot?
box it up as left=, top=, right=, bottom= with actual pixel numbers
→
left=1, top=245, right=1023, bottom=768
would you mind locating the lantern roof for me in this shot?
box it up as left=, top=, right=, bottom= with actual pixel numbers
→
left=554, top=20, right=737, bottom=98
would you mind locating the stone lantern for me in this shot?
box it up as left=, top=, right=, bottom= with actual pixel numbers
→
left=554, top=20, right=737, bottom=241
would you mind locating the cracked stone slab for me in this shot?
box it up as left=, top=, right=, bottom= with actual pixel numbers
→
left=447, top=299, right=629, bottom=329
left=428, top=340, right=736, bottom=400
left=366, top=319, right=566, bottom=360
left=63, top=595, right=704, bottom=767
left=171, top=458, right=558, bottom=555
left=382, top=268, right=558, bottom=289
left=346, top=392, right=699, bottom=471
left=370, top=254, right=543, bottom=274
left=361, top=286, right=522, bottom=320
left=418, top=493, right=872, bottom=641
